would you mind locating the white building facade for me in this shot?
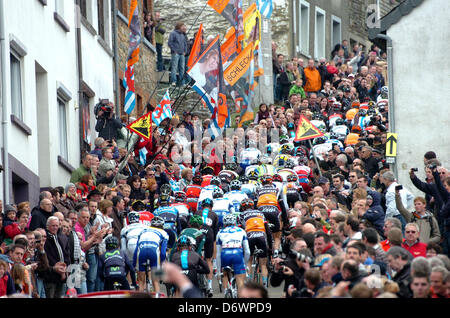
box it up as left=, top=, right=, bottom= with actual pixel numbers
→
left=0, top=0, right=115, bottom=206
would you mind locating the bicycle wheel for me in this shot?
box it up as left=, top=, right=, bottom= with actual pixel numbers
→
left=253, top=261, right=260, bottom=284
left=231, top=278, right=238, bottom=298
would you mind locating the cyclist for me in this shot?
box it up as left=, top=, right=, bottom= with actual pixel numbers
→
left=224, top=180, right=248, bottom=213
left=120, top=211, right=147, bottom=264
left=152, top=195, right=181, bottom=250
left=99, top=236, right=136, bottom=291
left=212, top=187, right=235, bottom=229
left=127, top=200, right=154, bottom=227
left=284, top=174, right=307, bottom=208
left=170, top=191, right=191, bottom=230
left=185, top=174, right=203, bottom=212
left=216, top=214, right=250, bottom=296
left=197, top=176, right=221, bottom=211
left=255, top=174, right=279, bottom=198
left=257, top=191, right=283, bottom=258
left=192, top=198, right=219, bottom=294
left=238, top=198, right=272, bottom=288
left=178, top=215, right=207, bottom=257
left=240, top=175, right=257, bottom=201
left=169, top=235, right=210, bottom=292
left=133, top=216, right=169, bottom=293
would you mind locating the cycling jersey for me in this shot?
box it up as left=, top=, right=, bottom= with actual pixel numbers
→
left=99, top=248, right=136, bottom=290
left=241, top=183, right=257, bottom=200
left=292, top=165, right=313, bottom=193
left=120, top=222, right=148, bottom=261
left=328, top=113, right=343, bottom=128
left=224, top=190, right=249, bottom=212
left=216, top=226, right=250, bottom=275
left=197, top=184, right=220, bottom=210
left=331, top=125, right=350, bottom=140
left=245, top=164, right=260, bottom=177
left=273, top=154, right=293, bottom=170
left=284, top=182, right=304, bottom=207
left=185, top=184, right=202, bottom=212
left=170, top=250, right=210, bottom=287
left=257, top=164, right=277, bottom=176
left=152, top=205, right=181, bottom=248
left=125, top=211, right=154, bottom=227
left=219, top=170, right=239, bottom=181
left=170, top=202, right=191, bottom=230
left=240, top=148, right=261, bottom=170
left=193, top=208, right=219, bottom=240
left=178, top=227, right=206, bottom=256
left=239, top=210, right=267, bottom=234
left=133, top=227, right=169, bottom=271
left=213, top=197, right=235, bottom=228
left=256, top=184, right=279, bottom=198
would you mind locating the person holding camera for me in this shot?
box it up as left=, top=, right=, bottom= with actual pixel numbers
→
left=95, top=101, right=122, bottom=143
left=270, top=238, right=313, bottom=298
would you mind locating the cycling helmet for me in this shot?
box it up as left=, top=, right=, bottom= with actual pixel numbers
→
left=329, top=132, right=339, bottom=140
left=219, top=174, right=231, bottom=184
left=189, top=215, right=204, bottom=227
left=177, top=235, right=192, bottom=248
left=297, top=156, right=308, bottom=166
left=210, top=176, right=221, bottom=186
left=312, top=113, right=323, bottom=121
left=380, top=86, right=388, bottom=98
left=287, top=122, right=295, bottom=130
left=247, top=140, right=258, bottom=148
left=230, top=180, right=242, bottom=190
left=260, top=174, right=273, bottom=185
left=272, top=174, right=283, bottom=183
left=223, top=214, right=237, bottom=227
left=212, top=187, right=224, bottom=199
left=358, top=109, right=367, bottom=116
left=240, top=198, right=254, bottom=212
left=151, top=216, right=165, bottom=229
left=284, top=159, right=295, bottom=169
left=367, top=108, right=377, bottom=116
left=131, top=200, right=146, bottom=212
left=128, top=211, right=140, bottom=224
left=287, top=174, right=298, bottom=182
left=280, top=144, right=293, bottom=155
left=313, top=136, right=326, bottom=145
left=158, top=194, right=170, bottom=206
left=335, top=117, right=345, bottom=126
left=266, top=144, right=273, bottom=155
left=240, top=175, right=249, bottom=183
left=105, top=236, right=119, bottom=250
left=201, top=198, right=213, bottom=208
left=279, top=135, right=289, bottom=145
left=248, top=170, right=259, bottom=180
left=225, top=162, right=237, bottom=171
left=351, top=100, right=360, bottom=109
left=160, top=184, right=172, bottom=196
left=192, top=174, right=202, bottom=185
left=174, top=191, right=187, bottom=203
left=351, top=125, right=362, bottom=134
left=332, top=102, right=342, bottom=111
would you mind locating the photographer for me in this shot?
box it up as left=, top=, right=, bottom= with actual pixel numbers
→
left=270, top=238, right=313, bottom=298
left=94, top=100, right=122, bottom=143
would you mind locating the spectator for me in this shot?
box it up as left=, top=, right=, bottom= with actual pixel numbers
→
left=386, top=246, right=413, bottom=298
left=168, top=22, right=188, bottom=86
left=429, top=266, right=449, bottom=298
left=95, top=102, right=123, bottom=142
left=143, top=11, right=154, bottom=43
left=0, top=259, right=16, bottom=297
left=70, top=153, right=96, bottom=185
left=154, top=11, right=166, bottom=72
left=29, top=199, right=54, bottom=232
left=401, top=223, right=428, bottom=258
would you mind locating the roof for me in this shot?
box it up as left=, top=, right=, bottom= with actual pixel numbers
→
left=368, top=0, right=425, bottom=49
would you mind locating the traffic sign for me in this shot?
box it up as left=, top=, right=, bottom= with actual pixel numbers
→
left=294, top=115, right=324, bottom=142
left=126, top=111, right=153, bottom=140
left=385, top=133, right=398, bottom=157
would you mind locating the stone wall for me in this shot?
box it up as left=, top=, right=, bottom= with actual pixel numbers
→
left=117, top=1, right=157, bottom=118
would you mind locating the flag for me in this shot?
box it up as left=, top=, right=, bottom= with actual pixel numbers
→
left=139, top=144, right=148, bottom=166
left=152, top=90, right=172, bottom=127
left=123, top=66, right=136, bottom=115
left=256, top=0, right=273, bottom=19
left=208, top=0, right=244, bottom=52
left=243, top=3, right=261, bottom=48
left=188, top=36, right=229, bottom=140
left=187, top=24, right=204, bottom=70
left=123, top=0, right=141, bottom=115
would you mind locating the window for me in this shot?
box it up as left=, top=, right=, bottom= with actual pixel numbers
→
left=10, top=52, right=23, bottom=120
left=97, top=0, right=105, bottom=39
left=57, top=83, right=72, bottom=160
left=298, top=0, right=310, bottom=55
left=57, top=97, right=68, bottom=160
left=118, top=0, right=127, bottom=16
left=314, top=6, right=326, bottom=59
left=331, top=15, right=342, bottom=51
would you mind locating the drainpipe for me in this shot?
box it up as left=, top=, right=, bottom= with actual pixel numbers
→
left=112, top=0, right=120, bottom=114
left=375, top=33, right=397, bottom=178
left=75, top=0, right=85, bottom=157
left=0, top=0, right=10, bottom=204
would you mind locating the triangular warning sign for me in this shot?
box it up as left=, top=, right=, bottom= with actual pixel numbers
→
left=294, top=115, right=324, bottom=142
left=126, top=111, right=152, bottom=140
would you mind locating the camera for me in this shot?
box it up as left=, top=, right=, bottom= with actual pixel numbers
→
left=94, top=99, right=113, bottom=119
left=35, top=240, right=41, bottom=244
left=428, top=163, right=437, bottom=170
left=289, top=249, right=313, bottom=263
left=411, top=168, right=418, bottom=172
left=395, top=185, right=403, bottom=191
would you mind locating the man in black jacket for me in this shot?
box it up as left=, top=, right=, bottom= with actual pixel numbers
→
left=386, top=246, right=413, bottom=298
left=29, top=199, right=54, bottom=231
left=270, top=239, right=312, bottom=298
left=44, top=216, right=71, bottom=298
left=95, top=104, right=123, bottom=142
left=360, top=146, right=380, bottom=178
left=278, top=62, right=295, bottom=103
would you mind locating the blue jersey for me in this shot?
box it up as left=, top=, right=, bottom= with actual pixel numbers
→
left=224, top=190, right=248, bottom=213
left=216, top=226, right=250, bottom=274
left=133, top=227, right=169, bottom=268
left=153, top=205, right=180, bottom=233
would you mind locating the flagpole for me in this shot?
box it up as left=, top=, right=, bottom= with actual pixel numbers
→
left=308, top=139, right=322, bottom=177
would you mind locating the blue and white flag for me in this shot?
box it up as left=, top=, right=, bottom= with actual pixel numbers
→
left=152, top=90, right=172, bottom=127
left=123, top=66, right=136, bottom=115
left=139, top=146, right=148, bottom=166
left=257, top=0, right=273, bottom=19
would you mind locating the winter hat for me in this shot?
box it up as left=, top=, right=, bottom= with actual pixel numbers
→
left=65, top=183, right=76, bottom=193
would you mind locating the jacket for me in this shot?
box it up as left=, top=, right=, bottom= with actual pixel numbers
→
left=303, top=67, right=322, bottom=92
left=43, top=231, right=71, bottom=283
left=395, top=193, right=440, bottom=244
left=402, top=240, right=427, bottom=258
left=0, top=272, right=16, bottom=297
left=362, top=192, right=385, bottom=236
left=434, top=170, right=450, bottom=231
left=154, top=22, right=165, bottom=45
left=95, top=117, right=123, bottom=142
left=3, top=217, right=23, bottom=240
left=168, top=29, right=187, bottom=55
left=70, top=165, right=96, bottom=185
left=392, top=262, right=412, bottom=298
left=270, top=258, right=306, bottom=297
left=410, top=174, right=444, bottom=220
left=29, top=208, right=53, bottom=231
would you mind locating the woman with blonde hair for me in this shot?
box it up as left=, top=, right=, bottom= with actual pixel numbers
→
left=11, top=263, right=32, bottom=297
